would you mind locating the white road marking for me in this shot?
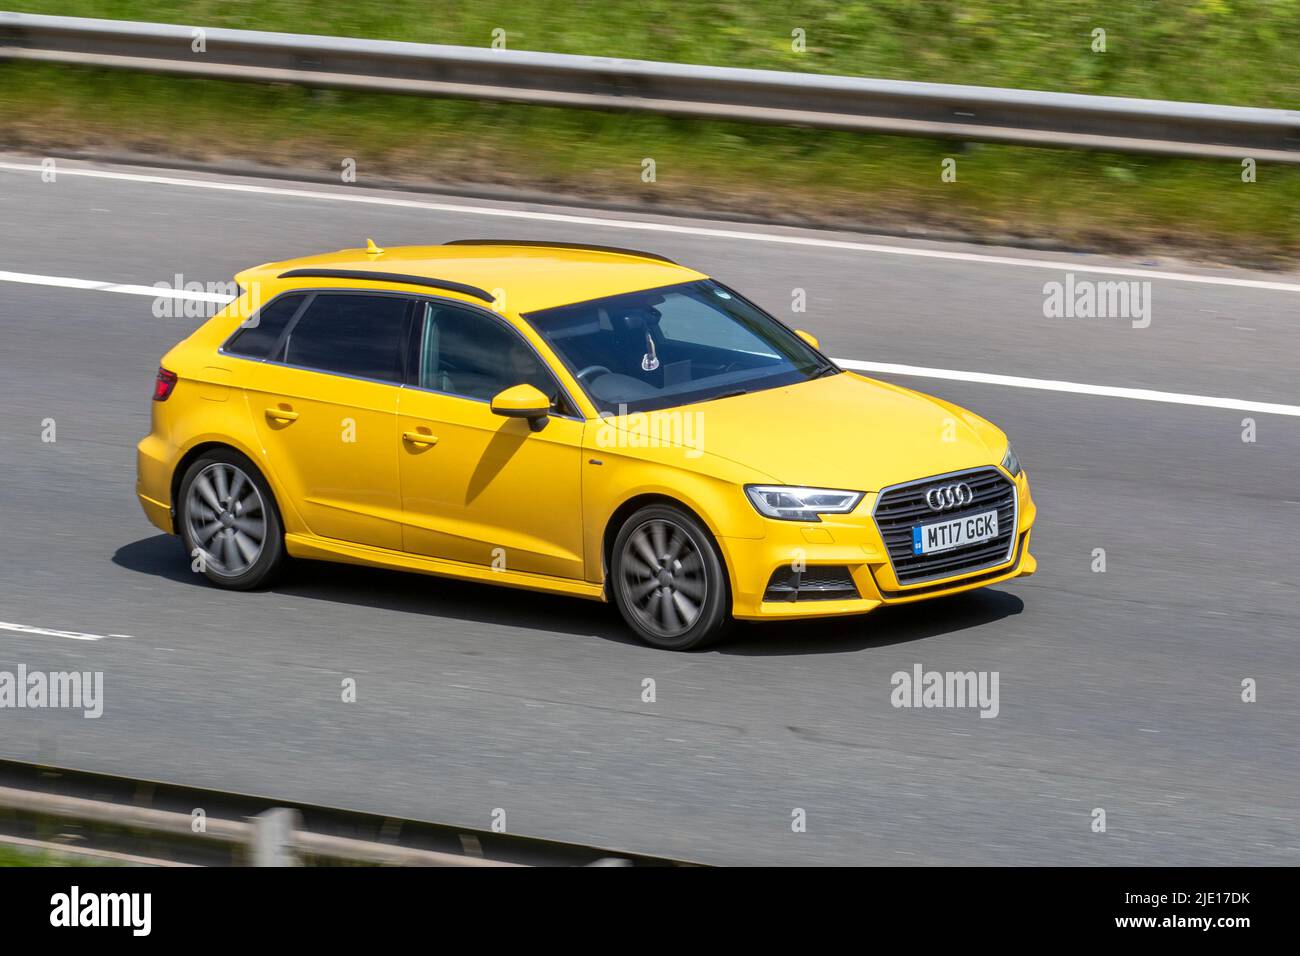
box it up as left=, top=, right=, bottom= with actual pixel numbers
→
left=0, top=621, right=115, bottom=642
left=838, top=359, right=1300, bottom=418
left=0, top=269, right=231, bottom=301
left=2, top=161, right=1299, bottom=293
left=2, top=274, right=1298, bottom=417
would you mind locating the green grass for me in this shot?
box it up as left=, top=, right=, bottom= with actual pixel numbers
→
left=0, top=844, right=44, bottom=865
left=2, top=3, right=1298, bottom=262
left=0, top=842, right=96, bottom=866
left=13, top=0, right=1300, bottom=107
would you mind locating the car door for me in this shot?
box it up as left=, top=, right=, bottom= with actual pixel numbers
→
left=397, top=300, right=585, bottom=579
left=244, top=290, right=414, bottom=551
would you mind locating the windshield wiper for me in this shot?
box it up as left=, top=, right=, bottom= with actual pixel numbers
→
left=711, top=388, right=752, bottom=400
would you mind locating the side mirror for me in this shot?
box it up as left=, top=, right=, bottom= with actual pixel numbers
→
left=794, top=329, right=820, bottom=350
left=490, top=383, right=550, bottom=430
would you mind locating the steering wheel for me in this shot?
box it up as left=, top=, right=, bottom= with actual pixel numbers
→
left=575, top=364, right=612, bottom=382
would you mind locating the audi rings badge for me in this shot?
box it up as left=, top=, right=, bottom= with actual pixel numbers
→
left=925, top=482, right=974, bottom=512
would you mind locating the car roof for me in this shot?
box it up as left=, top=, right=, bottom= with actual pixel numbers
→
left=239, top=242, right=708, bottom=314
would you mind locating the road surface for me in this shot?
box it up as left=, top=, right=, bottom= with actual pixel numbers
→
left=0, top=157, right=1296, bottom=864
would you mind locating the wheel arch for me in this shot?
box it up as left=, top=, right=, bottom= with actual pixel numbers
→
left=171, top=440, right=288, bottom=534
left=601, top=493, right=731, bottom=603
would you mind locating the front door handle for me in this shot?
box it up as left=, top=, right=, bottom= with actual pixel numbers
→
left=402, top=429, right=438, bottom=446
left=265, top=407, right=299, bottom=423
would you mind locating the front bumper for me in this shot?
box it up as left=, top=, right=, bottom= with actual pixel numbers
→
left=723, top=470, right=1036, bottom=620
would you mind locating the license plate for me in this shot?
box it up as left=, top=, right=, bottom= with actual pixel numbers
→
left=912, top=509, right=998, bottom=555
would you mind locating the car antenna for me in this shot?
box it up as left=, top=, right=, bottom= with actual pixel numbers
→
left=365, top=238, right=385, bottom=256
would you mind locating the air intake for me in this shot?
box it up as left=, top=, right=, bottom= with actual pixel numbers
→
left=763, top=566, right=859, bottom=603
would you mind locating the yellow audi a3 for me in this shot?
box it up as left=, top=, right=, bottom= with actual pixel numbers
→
left=137, top=241, right=1036, bottom=650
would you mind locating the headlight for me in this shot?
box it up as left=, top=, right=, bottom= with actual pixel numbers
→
left=1000, top=443, right=1022, bottom=477
left=744, top=485, right=864, bottom=522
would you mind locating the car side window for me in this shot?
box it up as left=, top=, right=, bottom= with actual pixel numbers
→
left=417, top=303, right=565, bottom=409
left=282, top=293, right=411, bottom=384
left=225, top=293, right=306, bottom=359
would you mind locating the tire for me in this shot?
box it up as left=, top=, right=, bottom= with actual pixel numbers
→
left=610, top=504, right=730, bottom=650
left=176, top=448, right=285, bottom=590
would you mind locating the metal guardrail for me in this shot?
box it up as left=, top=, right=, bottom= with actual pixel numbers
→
left=1, top=12, right=1298, bottom=163
left=0, top=760, right=694, bottom=866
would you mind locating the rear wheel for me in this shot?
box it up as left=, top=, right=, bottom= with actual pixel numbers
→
left=177, top=449, right=285, bottom=590
left=611, top=504, right=730, bottom=650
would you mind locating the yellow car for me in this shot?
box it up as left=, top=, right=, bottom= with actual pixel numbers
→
left=137, top=241, right=1036, bottom=650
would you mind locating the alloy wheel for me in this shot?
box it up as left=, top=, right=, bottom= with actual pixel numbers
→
left=618, top=518, right=708, bottom=639
left=184, top=461, right=267, bottom=577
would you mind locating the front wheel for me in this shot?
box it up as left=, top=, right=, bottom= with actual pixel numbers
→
left=610, top=504, right=730, bottom=650
left=176, top=448, right=285, bottom=590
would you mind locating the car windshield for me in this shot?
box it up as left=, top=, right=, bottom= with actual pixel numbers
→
left=522, top=280, right=836, bottom=414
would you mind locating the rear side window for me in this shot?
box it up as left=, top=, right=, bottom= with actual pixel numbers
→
left=225, top=293, right=305, bottom=359
left=283, top=294, right=411, bottom=383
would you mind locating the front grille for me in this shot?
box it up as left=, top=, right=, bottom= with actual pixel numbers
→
left=764, top=565, right=859, bottom=602
left=873, top=467, right=1016, bottom=586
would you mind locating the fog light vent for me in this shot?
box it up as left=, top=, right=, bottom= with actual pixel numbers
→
left=763, top=566, right=859, bottom=602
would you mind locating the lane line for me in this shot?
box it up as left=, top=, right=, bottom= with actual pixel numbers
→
left=2, top=267, right=1298, bottom=417
left=836, top=359, right=1300, bottom=418
left=2, top=161, right=1299, bottom=293
left=0, top=621, right=115, bottom=642
left=0, top=269, right=232, bottom=301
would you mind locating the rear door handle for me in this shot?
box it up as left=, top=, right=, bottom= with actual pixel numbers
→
left=402, top=429, right=438, bottom=446
left=265, top=407, right=299, bottom=422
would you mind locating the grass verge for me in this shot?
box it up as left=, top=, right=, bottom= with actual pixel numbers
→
left=11, top=1, right=1300, bottom=108
left=5, top=2, right=1300, bottom=263
left=0, top=841, right=92, bottom=866
left=2, top=62, right=1296, bottom=265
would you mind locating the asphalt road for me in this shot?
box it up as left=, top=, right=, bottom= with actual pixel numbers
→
left=0, top=157, right=1297, bottom=865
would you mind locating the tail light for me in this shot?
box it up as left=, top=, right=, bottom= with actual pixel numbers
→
left=153, top=367, right=178, bottom=401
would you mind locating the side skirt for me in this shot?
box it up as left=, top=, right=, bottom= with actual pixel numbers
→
left=284, top=533, right=607, bottom=601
